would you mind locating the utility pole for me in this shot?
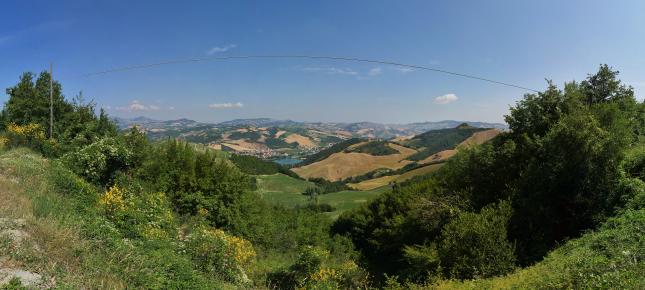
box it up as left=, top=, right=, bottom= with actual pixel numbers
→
left=49, top=62, right=53, bottom=139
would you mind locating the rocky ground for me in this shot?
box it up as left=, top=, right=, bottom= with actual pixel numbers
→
left=0, top=217, right=47, bottom=288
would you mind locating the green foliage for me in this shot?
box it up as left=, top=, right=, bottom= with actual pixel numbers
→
left=185, top=225, right=256, bottom=284
left=350, top=140, right=398, bottom=156
left=264, top=137, right=299, bottom=149
left=438, top=201, right=516, bottom=279
left=228, top=130, right=262, bottom=141
left=334, top=64, right=645, bottom=285
left=2, top=72, right=117, bottom=156
left=61, top=137, right=134, bottom=186
left=268, top=246, right=370, bottom=289
left=307, top=177, right=350, bottom=194
left=403, top=126, right=487, bottom=161
left=136, top=140, right=252, bottom=230
left=434, top=209, right=645, bottom=289
left=299, top=138, right=363, bottom=166
left=229, top=153, right=298, bottom=177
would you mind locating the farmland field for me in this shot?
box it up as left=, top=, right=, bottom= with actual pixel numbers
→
left=255, top=173, right=389, bottom=218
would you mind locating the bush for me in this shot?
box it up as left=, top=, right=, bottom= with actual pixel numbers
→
left=268, top=246, right=370, bottom=289
left=2, top=122, right=58, bottom=155
left=62, top=137, right=133, bottom=186
left=97, top=183, right=177, bottom=240
left=184, top=225, right=256, bottom=284
left=438, top=201, right=516, bottom=279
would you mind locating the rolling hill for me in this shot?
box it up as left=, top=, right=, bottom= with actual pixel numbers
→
left=294, top=125, right=501, bottom=185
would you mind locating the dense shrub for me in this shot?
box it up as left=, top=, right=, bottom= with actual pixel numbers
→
left=62, top=137, right=134, bottom=186
left=2, top=122, right=58, bottom=155
left=438, top=201, right=516, bottom=279
left=268, top=246, right=370, bottom=289
left=185, top=225, right=256, bottom=284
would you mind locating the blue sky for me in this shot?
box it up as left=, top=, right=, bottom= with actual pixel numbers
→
left=1, top=1, right=644, bottom=124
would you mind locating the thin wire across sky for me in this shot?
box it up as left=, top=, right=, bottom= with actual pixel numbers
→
left=79, top=55, right=540, bottom=93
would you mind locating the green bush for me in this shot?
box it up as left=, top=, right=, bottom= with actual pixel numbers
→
left=184, top=225, right=256, bottom=284
left=61, top=137, right=133, bottom=186
left=439, top=201, right=516, bottom=279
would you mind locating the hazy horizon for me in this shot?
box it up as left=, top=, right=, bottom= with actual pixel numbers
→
left=115, top=115, right=509, bottom=126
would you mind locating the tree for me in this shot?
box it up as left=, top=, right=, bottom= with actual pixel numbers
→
left=2, top=71, right=117, bottom=155
left=439, top=201, right=516, bottom=279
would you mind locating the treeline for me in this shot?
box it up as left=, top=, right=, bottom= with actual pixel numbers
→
left=0, top=71, right=370, bottom=289
left=0, top=72, right=116, bottom=156
left=402, top=125, right=486, bottom=161
left=350, top=140, right=398, bottom=156
left=229, top=153, right=299, bottom=177
left=332, top=65, right=645, bottom=286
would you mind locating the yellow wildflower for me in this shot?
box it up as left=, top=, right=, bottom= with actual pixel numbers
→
left=100, top=185, right=126, bottom=213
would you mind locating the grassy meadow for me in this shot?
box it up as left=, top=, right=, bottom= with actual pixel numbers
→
left=255, top=173, right=389, bottom=218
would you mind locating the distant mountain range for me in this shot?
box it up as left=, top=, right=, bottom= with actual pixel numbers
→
left=114, top=117, right=506, bottom=139
left=112, top=116, right=507, bottom=159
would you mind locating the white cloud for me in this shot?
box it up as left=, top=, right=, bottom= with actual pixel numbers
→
left=368, top=67, right=382, bottom=76
left=434, top=93, right=459, bottom=105
left=393, top=67, right=415, bottom=73
left=208, top=102, right=244, bottom=109
left=207, top=44, right=237, bottom=55
left=302, top=67, right=358, bottom=76
left=168, top=106, right=175, bottom=110
left=115, top=100, right=162, bottom=112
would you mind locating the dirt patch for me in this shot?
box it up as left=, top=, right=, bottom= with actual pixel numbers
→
left=274, top=130, right=287, bottom=138
left=284, top=134, right=316, bottom=148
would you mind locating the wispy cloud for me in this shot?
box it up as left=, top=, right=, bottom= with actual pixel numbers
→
left=368, top=67, right=382, bottom=76
left=208, top=102, right=244, bottom=109
left=207, top=44, right=237, bottom=55
left=114, top=100, right=162, bottom=112
left=393, top=67, right=415, bottom=74
left=301, top=67, right=358, bottom=76
left=434, top=93, right=459, bottom=105
left=0, top=36, right=11, bottom=45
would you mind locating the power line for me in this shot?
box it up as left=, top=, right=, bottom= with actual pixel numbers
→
left=79, top=55, right=540, bottom=92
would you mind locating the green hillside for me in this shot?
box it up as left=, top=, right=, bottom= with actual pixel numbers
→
left=432, top=208, right=645, bottom=289
left=401, top=125, right=486, bottom=161
left=349, top=141, right=399, bottom=156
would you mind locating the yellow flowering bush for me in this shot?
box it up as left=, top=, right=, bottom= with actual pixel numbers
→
left=99, top=184, right=126, bottom=214
left=0, top=136, right=8, bottom=150
left=3, top=122, right=54, bottom=153
left=270, top=246, right=370, bottom=289
left=185, top=225, right=256, bottom=284
left=7, top=123, right=46, bottom=139
left=98, top=184, right=177, bottom=241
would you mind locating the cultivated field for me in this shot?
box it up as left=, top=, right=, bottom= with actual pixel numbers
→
left=292, top=142, right=417, bottom=181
